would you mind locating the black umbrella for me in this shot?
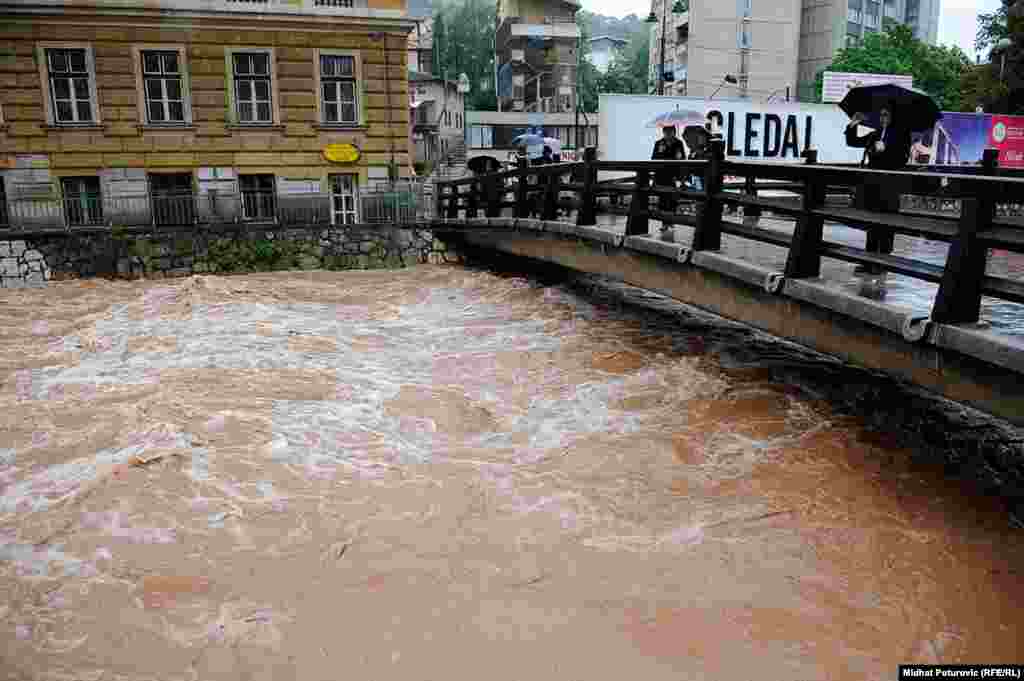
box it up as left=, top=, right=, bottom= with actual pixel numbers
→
left=838, top=83, right=941, bottom=132
left=467, top=155, right=501, bottom=174
left=682, top=125, right=710, bottom=155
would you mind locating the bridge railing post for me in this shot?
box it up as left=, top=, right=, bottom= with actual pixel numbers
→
left=577, top=147, right=597, bottom=227
left=784, top=161, right=826, bottom=278
left=541, top=168, right=559, bottom=221
left=931, top=196, right=991, bottom=324
left=743, top=172, right=761, bottom=221
left=625, top=169, right=651, bottom=236
left=485, top=174, right=501, bottom=218
left=435, top=182, right=445, bottom=221
left=445, top=184, right=459, bottom=220
left=466, top=179, right=479, bottom=219
left=514, top=158, right=530, bottom=219
left=692, top=139, right=725, bottom=251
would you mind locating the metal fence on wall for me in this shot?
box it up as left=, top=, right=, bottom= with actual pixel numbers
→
left=0, top=180, right=435, bottom=232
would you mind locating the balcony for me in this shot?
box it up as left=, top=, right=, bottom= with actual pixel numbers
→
left=497, top=17, right=581, bottom=51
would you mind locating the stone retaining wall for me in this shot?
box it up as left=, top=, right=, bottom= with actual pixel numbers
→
left=0, top=225, right=462, bottom=287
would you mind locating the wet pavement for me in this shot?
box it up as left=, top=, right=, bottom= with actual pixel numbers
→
left=0, top=268, right=1021, bottom=680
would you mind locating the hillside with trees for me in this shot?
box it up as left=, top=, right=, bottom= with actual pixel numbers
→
left=427, top=0, right=652, bottom=112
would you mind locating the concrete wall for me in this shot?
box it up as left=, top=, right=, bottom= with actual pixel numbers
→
left=0, top=225, right=461, bottom=288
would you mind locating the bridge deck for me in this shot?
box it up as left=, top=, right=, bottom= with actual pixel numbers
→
left=478, top=206, right=1024, bottom=338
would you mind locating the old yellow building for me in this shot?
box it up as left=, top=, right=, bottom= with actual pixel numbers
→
left=0, top=0, right=414, bottom=228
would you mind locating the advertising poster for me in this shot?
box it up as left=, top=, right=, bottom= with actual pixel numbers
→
left=599, top=94, right=865, bottom=164
left=911, top=112, right=1024, bottom=168
left=601, top=94, right=1024, bottom=169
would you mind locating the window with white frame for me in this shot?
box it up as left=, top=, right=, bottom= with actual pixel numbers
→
left=320, top=53, right=358, bottom=124
left=329, top=174, right=358, bottom=225
left=44, top=47, right=96, bottom=124
left=232, top=51, right=273, bottom=123
left=141, top=50, right=185, bottom=124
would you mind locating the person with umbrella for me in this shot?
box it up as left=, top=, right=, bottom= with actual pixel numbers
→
left=651, top=125, right=686, bottom=214
left=840, top=84, right=941, bottom=273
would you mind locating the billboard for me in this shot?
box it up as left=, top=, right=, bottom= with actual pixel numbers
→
left=600, top=94, right=1024, bottom=169
left=821, top=72, right=915, bottom=104
left=599, top=94, right=865, bottom=164
left=910, top=112, right=1024, bottom=168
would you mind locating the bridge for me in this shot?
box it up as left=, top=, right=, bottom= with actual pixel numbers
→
left=433, top=144, right=1024, bottom=427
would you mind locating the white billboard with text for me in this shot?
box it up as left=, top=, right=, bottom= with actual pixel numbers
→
left=821, top=72, right=914, bottom=104
left=599, top=94, right=865, bottom=165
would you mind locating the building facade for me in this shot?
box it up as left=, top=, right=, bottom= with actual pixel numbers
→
left=465, top=110, right=597, bottom=167
left=410, top=72, right=465, bottom=165
left=0, top=0, right=415, bottom=230
left=797, top=0, right=941, bottom=100
left=587, top=36, right=628, bottom=74
left=648, top=0, right=941, bottom=103
left=495, top=0, right=581, bottom=114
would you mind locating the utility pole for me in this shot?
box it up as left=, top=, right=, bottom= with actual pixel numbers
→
left=658, top=0, right=667, bottom=95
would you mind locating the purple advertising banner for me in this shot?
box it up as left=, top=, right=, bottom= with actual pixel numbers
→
left=912, top=112, right=1024, bottom=168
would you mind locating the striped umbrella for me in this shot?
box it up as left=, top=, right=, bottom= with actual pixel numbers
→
left=645, top=109, right=706, bottom=129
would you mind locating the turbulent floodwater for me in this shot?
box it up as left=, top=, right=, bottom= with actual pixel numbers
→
left=0, top=266, right=1021, bottom=681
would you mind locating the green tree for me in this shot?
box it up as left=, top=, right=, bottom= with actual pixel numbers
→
left=814, top=23, right=970, bottom=111
left=576, top=10, right=601, bottom=113
left=432, top=0, right=497, bottom=110
left=962, top=0, right=1024, bottom=114
left=977, top=1, right=1010, bottom=54
left=599, top=29, right=651, bottom=96
left=959, top=62, right=1010, bottom=113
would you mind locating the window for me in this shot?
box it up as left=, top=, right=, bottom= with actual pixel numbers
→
left=149, top=173, right=195, bottom=226
left=863, top=1, right=879, bottom=27
left=847, top=21, right=862, bottom=37
left=61, top=177, right=103, bottom=226
left=738, top=0, right=752, bottom=18
left=847, top=0, right=862, bottom=23
left=469, top=125, right=493, bottom=148
left=559, top=93, right=572, bottom=112
left=226, top=49, right=276, bottom=124
left=239, top=174, right=277, bottom=221
left=319, top=53, right=358, bottom=124
left=329, top=175, right=358, bottom=225
left=43, top=47, right=97, bottom=124
left=738, top=25, right=752, bottom=48
left=141, top=50, right=185, bottom=124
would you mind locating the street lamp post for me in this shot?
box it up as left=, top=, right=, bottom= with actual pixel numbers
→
left=646, top=0, right=686, bottom=96
left=997, top=37, right=1013, bottom=81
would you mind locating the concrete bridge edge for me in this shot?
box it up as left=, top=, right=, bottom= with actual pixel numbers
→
left=432, top=219, right=1024, bottom=428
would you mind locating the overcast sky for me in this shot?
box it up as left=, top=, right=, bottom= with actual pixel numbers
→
left=580, top=0, right=1002, bottom=60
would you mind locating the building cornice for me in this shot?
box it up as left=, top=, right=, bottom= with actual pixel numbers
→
left=0, top=2, right=418, bottom=32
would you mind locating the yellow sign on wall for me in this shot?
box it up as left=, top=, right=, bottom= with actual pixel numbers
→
left=323, top=144, right=361, bottom=164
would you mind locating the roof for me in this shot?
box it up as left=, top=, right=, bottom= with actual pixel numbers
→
left=590, top=35, right=628, bottom=45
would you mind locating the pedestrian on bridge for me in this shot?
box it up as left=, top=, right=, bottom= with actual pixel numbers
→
left=651, top=125, right=686, bottom=214
left=844, top=104, right=912, bottom=273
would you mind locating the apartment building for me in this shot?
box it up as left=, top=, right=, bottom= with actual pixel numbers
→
left=587, top=36, right=628, bottom=74
left=495, top=0, right=581, bottom=114
left=647, top=0, right=940, bottom=102
left=798, top=0, right=940, bottom=100
left=410, top=71, right=465, bottom=164
left=0, top=0, right=414, bottom=229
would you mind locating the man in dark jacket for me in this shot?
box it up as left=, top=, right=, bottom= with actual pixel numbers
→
left=844, top=105, right=911, bottom=272
left=651, top=125, right=686, bottom=213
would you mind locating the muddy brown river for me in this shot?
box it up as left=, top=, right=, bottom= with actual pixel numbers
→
left=0, top=265, right=1021, bottom=680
